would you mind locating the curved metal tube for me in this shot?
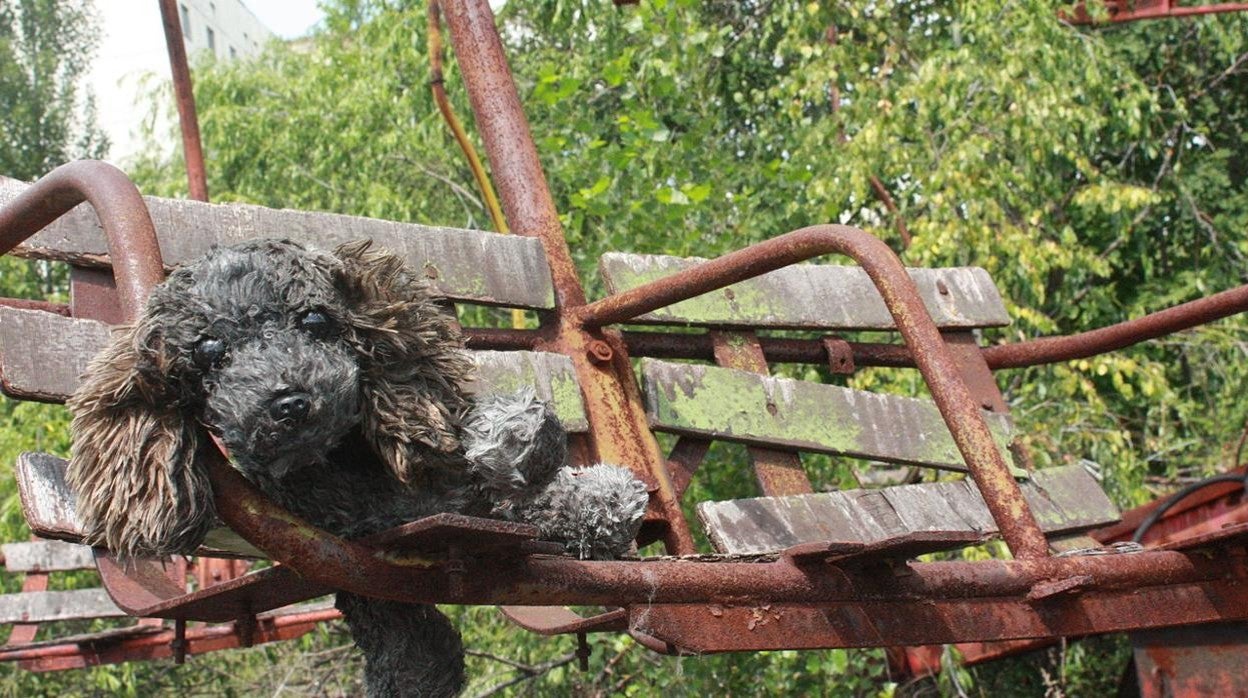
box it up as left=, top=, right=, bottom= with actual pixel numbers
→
left=575, top=225, right=1050, bottom=560
left=0, top=160, right=164, bottom=320
left=982, top=284, right=1248, bottom=369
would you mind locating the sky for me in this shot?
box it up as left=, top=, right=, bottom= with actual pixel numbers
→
left=245, top=0, right=326, bottom=39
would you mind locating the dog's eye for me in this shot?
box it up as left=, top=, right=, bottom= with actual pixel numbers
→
left=193, top=338, right=228, bottom=369
left=299, top=310, right=336, bottom=339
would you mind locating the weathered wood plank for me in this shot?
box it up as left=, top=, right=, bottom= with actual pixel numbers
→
left=697, top=464, right=1119, bottom=555
left=0, top=178, right=555, bottom=309
left=2, top=540, right=95, bottom=573
left=15, top=453, right=83, bottom=544
left=0, top=589, right=126, bottom=624
left=641, top=358, right=1016, bottom=472
left=0, top=308, right=111, bottom=401
left=0, top=308, right=587, bottom=430
left=467, top=350, right=588, bottom=433
left=599, top=252, right=1009, bottom=329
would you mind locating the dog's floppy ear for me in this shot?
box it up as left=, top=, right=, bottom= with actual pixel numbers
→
left=333, top=240, right=473, bottom=483
left=66, top=311, right=214, bottom=558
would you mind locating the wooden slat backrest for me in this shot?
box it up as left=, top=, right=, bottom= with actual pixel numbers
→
left=641, top=358, right=1015, bottom=473
left=697, top=464, right=1117, bottom=555
left=1, top=540, right=95, bottom=573
left=599, top=252, right=1009, bottom=330
left=0, top=589, right=126, bottom=625
left=0, top=308, right=589, bottom=431
left=0, top=178, right=556, bottom=310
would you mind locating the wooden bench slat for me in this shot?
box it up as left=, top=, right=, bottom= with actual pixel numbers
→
left=2, top=541, right=95, bottom=573
left=467, top=350, right=588, bottom=432
left=0, top=178, right=555, bottom=310
left=0, top=308, right=589, bottom=431
left=641, top=358, right=1015, bottom=472
left=697, top=464, right=1119, bottom=555
left=600, top=253, right=1010, bottom=329
left=13, top=451, right=263, bottom=555
left=15, top=453, right=83, bottom=545
left=0, top=589, right=126, bottom=624
left=0, top=307, right=111, bottom=402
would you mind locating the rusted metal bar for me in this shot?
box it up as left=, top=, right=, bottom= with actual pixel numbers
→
left=437, top=0, right=582, bottom=308
left=440, top=0, right=694, bottom=554
left=1066, top=0, right=1248, bottom=23
left=574, top=225, right=1050, bottom=560
left=620, top=331, right=913, bottom=367
left=0, top=608, right=339, bottom=671
left=982, top=284, right=1248, bottom=369
left=0, top=161, right=164, bottom=319
left=156, top=0, right=209, bottom=201
left=0, top=298, right=70, bottom=316
left=139, top=533, right=1248, bottom=611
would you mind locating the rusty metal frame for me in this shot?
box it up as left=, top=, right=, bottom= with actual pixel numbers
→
left=1066, top=0, right=1248, bottom=23
left=6, top=0, right=1248, bottom=675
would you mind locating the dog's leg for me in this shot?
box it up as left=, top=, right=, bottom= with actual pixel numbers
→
left=511, top=464, right=649, bottom=560
left=460, top=388, right=567, bottom=511
left=335, top=592, right=465, bottom=697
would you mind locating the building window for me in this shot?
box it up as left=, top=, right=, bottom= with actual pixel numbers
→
left=206, top=27, right=215, bottom=52
left=229, top=46, right=237, bottom=59
left=179, top=4, right=190, bottom=34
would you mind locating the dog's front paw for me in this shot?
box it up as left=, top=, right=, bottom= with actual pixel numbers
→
left=462, top=388, right=567, bottom=505
left=521, top=464, right=648, bottom=560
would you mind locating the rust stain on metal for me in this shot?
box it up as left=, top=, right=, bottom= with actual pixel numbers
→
left=0, top=161, right=163, bottom=319
left=1026, top=574, right=1093, bottom=601
left=156, top=0, right=209, bottom=202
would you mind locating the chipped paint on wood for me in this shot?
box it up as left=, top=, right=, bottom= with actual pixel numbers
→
left=0, top=179, right=556, bottom=310
left=599, top=253, right=1009, bottom=329
left=698, top=464, right=1118, bottom=555
left=641, top=359, right=1015, bottom=472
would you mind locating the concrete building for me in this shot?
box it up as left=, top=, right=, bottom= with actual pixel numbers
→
left=88, top=0, right=275, bottom=165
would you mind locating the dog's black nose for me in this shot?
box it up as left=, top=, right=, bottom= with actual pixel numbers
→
left=270, top=392, right=311, bottom=422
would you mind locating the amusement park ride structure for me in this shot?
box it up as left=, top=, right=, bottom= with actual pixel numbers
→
left=0, top=0, right=1247, bottom=693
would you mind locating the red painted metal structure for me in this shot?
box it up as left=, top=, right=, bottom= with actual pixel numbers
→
left=1066, top=0, right=1248, bottom=23
left=3, top=0, right=1248, bottom=686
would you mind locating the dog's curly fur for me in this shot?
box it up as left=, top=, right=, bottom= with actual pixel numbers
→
left=66, top=239, right=649, bottom=697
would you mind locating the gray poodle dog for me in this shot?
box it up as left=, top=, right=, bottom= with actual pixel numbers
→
left=66, top=238, right=649, bottom=697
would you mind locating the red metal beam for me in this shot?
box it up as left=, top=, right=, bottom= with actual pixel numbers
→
left=0, top=608, right=338, bottom=672
left=156, top=0, right=209, bottom=201
left=1066, top=0, right=1248, bottom=24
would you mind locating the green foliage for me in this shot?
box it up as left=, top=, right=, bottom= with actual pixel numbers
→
left=0, top=0, right=108, bottom=181
left=6, top=0, right=1248, bottom=693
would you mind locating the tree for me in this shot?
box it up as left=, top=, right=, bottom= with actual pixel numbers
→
left=0, top=3, right=106, bottom=693
left=24, top=0, right=1248, bottom=693
left=0, top=0, right=108, bottom=181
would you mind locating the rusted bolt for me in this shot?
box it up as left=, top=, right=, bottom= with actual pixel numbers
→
left=936, top=280, right=950, bottom=295
left=587, top=340, right=614, bottom=364
left=765, top=402, right=779, bottom=416
left=423, top=264, right=440, bottom=280
left=724, top=288, right=736, bottom=301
